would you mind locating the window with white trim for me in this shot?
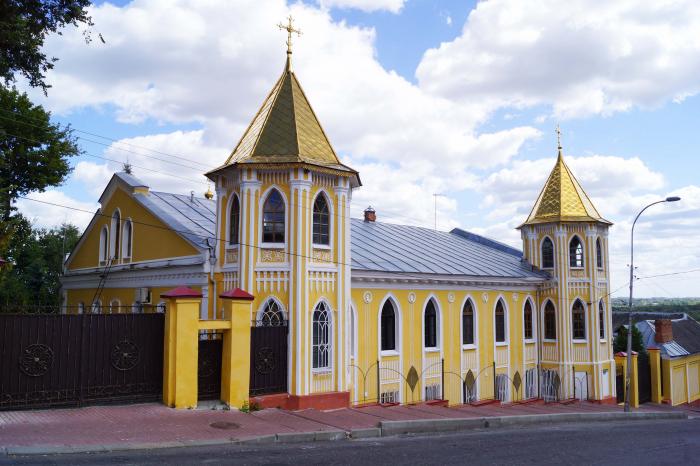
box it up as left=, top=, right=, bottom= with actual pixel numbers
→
left=424, top=300, right=438, bottom=349
left=262, top=189, right=285, bottom=244
left=596, top=237, right=603, bottom=268
left=495, top=299, right=506, bottom=343
left=462, top=299, right=475, bottom=345
left=110, top=210, right=121, bottom=260
left=572, top=299, right=586, bottom=340
left=122, top=220, right=133, bottom=258
left=381, top=300, right=396, bottom=351
left=99, top=226, right=108, bottom=263
left=523, top=300, right=533, bottom=340
left=598, top=300, right=605, bottom=340
left=259, top=299, right=285, bottom=326
left=569, top=236, right=584, bottom=268
left=229, top=194, right=240, bottom=246
left=544, top=300, right=556, bottom=340
left=312, top=302, right=331, bottom=370
left=312, top=194, right=330, bottom=246
left=541, top=237, right=554, bottom=269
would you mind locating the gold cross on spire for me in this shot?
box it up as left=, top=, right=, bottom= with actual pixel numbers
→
left=556, top=124, right=562, bottom=149
left=278, top=15, right=302, bottom=58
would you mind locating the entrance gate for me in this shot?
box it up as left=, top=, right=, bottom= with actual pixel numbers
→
left=249, top=323, right=288, bottom=396
left=0, top=313, right=164, bottom=410
left=637, top=352, right=651, bottom=404
left=197, top=333, right=223, bottom=400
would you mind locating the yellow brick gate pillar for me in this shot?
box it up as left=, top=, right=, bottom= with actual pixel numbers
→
left=162, top=286, right=202, bottom=409
left=614, top=352, right=639, bottom=408
left=648, top=347, right=662, bottom=404
left=219, top=288, right=255, bottom=409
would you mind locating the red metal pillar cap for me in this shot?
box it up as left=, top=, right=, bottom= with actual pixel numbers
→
left=160, top=286, right=202, bottom=299
left=219, top=288, right=255, bottom=300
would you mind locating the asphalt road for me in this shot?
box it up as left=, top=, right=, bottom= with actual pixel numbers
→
left=3, top=418, right=699, bottom=465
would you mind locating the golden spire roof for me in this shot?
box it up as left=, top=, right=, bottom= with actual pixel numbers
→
left=206, top=17, right=359, bottom=185
left=519, top=128, right=610, bottom=227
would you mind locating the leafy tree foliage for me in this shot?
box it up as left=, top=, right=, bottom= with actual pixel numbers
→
left=613, top=325, right=647, bottom=355
left=0, top=0, right=93, bottom=92
left=0, top=214, right=80, bottom=311
left=0, top=86, right=80, bottom=220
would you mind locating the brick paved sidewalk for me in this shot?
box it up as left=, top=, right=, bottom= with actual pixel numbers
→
left=0, top=400, right=683, bottom=452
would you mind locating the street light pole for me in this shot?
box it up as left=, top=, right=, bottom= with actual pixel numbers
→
left=624, top=196, right=680, bottom=412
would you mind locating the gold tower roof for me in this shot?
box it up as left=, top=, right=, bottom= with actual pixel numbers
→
left=519, top=148, right=611, bottom=228
left=206, top=61, right=359, bottom=185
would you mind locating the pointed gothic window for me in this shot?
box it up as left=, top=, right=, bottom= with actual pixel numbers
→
left=229, top=195, right=240, bottom=246
left=312, top=302, right=331, bottom=369
left=495, top=299, right=506, bottom=343
left=259, top=299, right=284, bottom=326
left=572, top=299, right=586, bottom=340
left=99, top=226, right=109, bottom=263
left=462, top=299, right=475, bottom=345
left=122, top=220, right=133, bottom=258
left=569, top=236, right=584, bottom=268
left=544, top=300, right=556, bottom=340
left=381, top=300, right=396, bottom=351
left=596, top=237, right=603, bottom=268
left=262, top=189, right=285, bottom=244
left=110, top=210, right=121, bottom=260
left=542, top=237, right=554, bottom=269
left=424, top=300, right=438, bottom=348
left=312, top=194, right=330, bottom=246
left=599, top=300, right=605, bottom=340
left=524, top=300, right=533, bottom=340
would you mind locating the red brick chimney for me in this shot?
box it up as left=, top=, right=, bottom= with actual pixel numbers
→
left=364, top=206, right=376, bottom=222
left=654, top=319, right=673, bottom=344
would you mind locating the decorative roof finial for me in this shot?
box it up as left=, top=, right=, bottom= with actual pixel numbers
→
left=278, top=15, right=302, bottom=71
left=555, top=124, right=563, bottom=158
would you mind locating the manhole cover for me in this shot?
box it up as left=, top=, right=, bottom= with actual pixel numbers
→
left=209, top=421, right=240, bottom=430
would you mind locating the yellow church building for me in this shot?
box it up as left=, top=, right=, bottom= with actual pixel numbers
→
left=61, top=31, right=616, bottom=409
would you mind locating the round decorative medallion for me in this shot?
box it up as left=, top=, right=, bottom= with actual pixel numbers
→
left=447, top=293, right=455, bottom=303
left=482, top=292, right=489, bottom=303
left=255, top=347, right=276, bottom=375
left=111, top=340, right=140, bottom=371
left=407, top=292, right=416, bottom=304
left=363, top=291, right=373, bottom=304
left=19, top=344, right=53, bottom=377
left=512, top=293, right=519, bottom=302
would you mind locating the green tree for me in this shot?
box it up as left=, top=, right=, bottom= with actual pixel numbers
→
left=0, top=0, right=93, bottom=92
left=0, top=214, right=80, bottom=311
left=613, top=325, right=647, bottom=355
left=0, top=86, right=80, bottom=221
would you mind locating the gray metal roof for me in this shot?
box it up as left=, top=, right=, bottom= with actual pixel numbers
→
left=635, top=317, right=700, bottom=358
left=133, top=190, right=216, bottom=250
left=350, top=219, right=547, bottom=279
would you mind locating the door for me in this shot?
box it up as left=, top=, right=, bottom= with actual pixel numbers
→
left=250, top=323, right=288, bottom=396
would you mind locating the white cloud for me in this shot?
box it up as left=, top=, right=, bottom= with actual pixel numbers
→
left=417, top=0, right=700, bottom=118
left=15, top=190, right=98, bottom=231
left=319, top=0, right=406, bottom=14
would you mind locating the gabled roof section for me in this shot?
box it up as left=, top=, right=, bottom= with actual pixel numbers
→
left=520, top=150, right=611, bottom=227
left=217, top=63, right=348, bottom=169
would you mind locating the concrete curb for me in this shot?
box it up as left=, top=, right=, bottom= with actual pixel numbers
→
left=2, top=411, right=687, bottom=456
left=379, top=411, right=688, bottom=436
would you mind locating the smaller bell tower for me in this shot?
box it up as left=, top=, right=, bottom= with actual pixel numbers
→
left=518, top=127, right=615, bottom=401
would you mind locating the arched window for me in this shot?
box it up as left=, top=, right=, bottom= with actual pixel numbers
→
left=77, top=302, right=85, bottom=315
left=524, top=300, right=533, bottom=340
left=91, top=300, right=101, bottom=314
left=544, top=300, right=556, bottom=340
left=569, top=236, right=584, bottom=268
left=122, top=220, right=133, bottom=258
left=495, top=299, right=506, bottom=343
left=312, top=194, right=330, bottom=246
left=424, top=300, right=438, bottom=348
left=462, top=299, right=475, bottom=345
left=572, top=299, right=586, bottom=340
left=109, top=299, right=120, bottom=314
left=380, top=300, right=396, bottom=351
left=596, top=238, right=603, bottom=268
left=99, top=227, right=109, bottom=262
left=598, top=300, right=605, bottom=340
left=259, top=299, right=285, bottom=326
left=541, top=237, right=554, bottom=269
left=262, top=189, right=285, bottom=244
left=229, top=195, right=240, bottom=246
left=110, top=210, right=121, bottom=260
left=312, top=302, right=331, bottom=369
left=350, top=306, right=356, bottom=358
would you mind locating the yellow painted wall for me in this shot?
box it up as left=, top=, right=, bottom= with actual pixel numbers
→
left=67, top=186, right=199, bottom=271
left=663, top=354, right=700, bottom=406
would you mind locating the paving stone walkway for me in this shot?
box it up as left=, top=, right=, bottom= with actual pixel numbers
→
left=0, top=400, right=685, bottom=451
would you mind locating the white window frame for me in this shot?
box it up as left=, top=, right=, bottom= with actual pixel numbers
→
left=311, top=300, right=332, bottom=372
left=494, top=298, right=509, bottom=346
left=121, top=218, right=133, bottom=259
left=523, top=297, right=536, bottom=344
left=460, top=296, right=477, bottom=350
left=99, top=226, right=109, bottom=264
left=571, top=298, right=588, bottom=343
left=259, top=186, right=288, bottom=250
left=378, top=294, right=401, bottom=357
left=311, top=190, right=333, bottom=250
left=422, top=297, right=441, bottom=352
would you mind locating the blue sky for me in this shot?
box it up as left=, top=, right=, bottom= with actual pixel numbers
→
left=18, top=0, right=700, bottom=297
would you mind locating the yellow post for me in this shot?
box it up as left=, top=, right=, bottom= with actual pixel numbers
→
left=162, top=286, right=202, bottom=409
left=648, top=347, right=662, bottom=404
left=614, top=352, right=639, bottom=408
left=219, top=288, right=255, bottom=409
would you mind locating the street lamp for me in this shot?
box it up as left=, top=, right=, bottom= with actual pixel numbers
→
left=624, top=196, right=681, bottom=412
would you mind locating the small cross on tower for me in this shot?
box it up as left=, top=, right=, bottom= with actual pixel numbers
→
left=278, top=15, right=302, bottom=56
left=556, top=124, right=562, bottom=150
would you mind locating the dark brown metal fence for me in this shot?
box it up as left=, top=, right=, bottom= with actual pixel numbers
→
left=249, top=323, right=288, bottom=396
left=0, top=313, right=164, bottom=410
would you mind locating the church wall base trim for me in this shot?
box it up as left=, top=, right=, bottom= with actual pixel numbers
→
left=590, top=396, right=618, bottom=405
left=250, top=391, right=350, bottom=411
